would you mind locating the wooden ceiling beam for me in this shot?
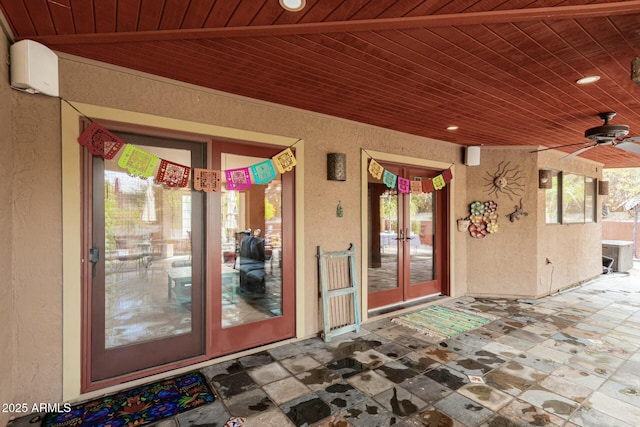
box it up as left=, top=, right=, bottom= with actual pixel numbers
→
left=23, top=1, right=640, bottom=46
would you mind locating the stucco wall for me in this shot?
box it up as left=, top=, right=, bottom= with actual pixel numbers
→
left=2, top=28, right=63, bottom=420
left=536, top=150, right=603, bottom=295
left=11, top=93, right=63, bottom=407
left=464, top=147, right=539, bottom=297
left=464, top=146, right=602, bottom=298
left=0, top=29, right=15, bottom=427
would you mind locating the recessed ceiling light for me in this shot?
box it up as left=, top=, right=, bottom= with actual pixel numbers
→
left=447, top=125, right=459, bottom=131
left=576, top=75, right=600, bottom=85
left=279, top=0, right=306, bottom=12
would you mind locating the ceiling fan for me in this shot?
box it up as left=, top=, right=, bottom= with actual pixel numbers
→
left=533, top=112, right=640, bottom=159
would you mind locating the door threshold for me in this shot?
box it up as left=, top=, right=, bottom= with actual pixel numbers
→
left=368, top=293, right=447, bottom=317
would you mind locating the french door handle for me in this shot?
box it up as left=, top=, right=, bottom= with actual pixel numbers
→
left=405, top=228, right=412, bottom=241
left=89, top=247, right=99, bottom=278
left=394, top=230, right=404, bottom=241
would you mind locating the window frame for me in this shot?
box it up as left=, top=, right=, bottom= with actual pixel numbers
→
left=545, top=170, right=561, bottom=224
left=545, top=171, right=597, bottom=225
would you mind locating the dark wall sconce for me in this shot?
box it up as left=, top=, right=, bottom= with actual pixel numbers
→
left=598, top=180, right=609, bottom=196
left=538, top=169, right=553, bottom=189
left=327, top=153, right=346, bottom=181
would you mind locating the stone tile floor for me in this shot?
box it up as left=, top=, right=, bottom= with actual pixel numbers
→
left=11, top=263, right=640, bottom=427
left=164, top=263, right=640, bottom=427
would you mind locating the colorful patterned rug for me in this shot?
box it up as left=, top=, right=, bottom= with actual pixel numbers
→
left=42, top=372, right=215, bottom=427
left=392, top=305, right=499, bottom=339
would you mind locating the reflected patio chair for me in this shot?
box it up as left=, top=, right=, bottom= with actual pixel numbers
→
left=113, top=236, right=150, bottom=273
left=237, top=234, right=266, bottom=294
left=168, top=259, right=192, bottom=304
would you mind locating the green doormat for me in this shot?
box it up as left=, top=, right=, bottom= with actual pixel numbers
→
left=392, top=305, right=498, bottom=339
left=42, top=372, right=215, bottom=427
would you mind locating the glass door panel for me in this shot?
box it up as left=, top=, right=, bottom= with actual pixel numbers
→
left=211, top=143, right=295, bottom=357
left=409, top=191, right=435, bottom=286
left=89, top=132, right=205, bottom=383
left=368, top=164, right=448, bottom=311
left=104, top=164, right=194, bottom=348
left=220, top=159, right=283, bottom=328
left=368, top=187, right=400, bottom=295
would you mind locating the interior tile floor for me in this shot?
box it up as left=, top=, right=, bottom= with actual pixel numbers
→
left=10, top=262, right=640, bottom=427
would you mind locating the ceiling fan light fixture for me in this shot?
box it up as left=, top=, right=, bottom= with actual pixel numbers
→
left=584, top=112, right=629, bottom=141
left=576, top=75, right=600, bottom=85
left=584, top=125, right=629, bottom=141
left=279, top=0, right=306, bottom=12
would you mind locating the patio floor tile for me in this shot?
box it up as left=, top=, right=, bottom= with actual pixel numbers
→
left=15, top=263, right=640, bottom=427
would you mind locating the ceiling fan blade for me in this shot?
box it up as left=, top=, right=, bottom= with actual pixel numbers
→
left=615, top=139, right=640, bottom=155
left=529, top=141, right=591, bottom=153
left=559, top=144, right=597, bottom=160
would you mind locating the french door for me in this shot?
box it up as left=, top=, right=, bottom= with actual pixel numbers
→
left=84, top=130, right=295, bottom=388
left=368, top=163, right=449, bottom=310
left=87, top=132, right=206, bottom=385
left=209, top=141, right=295, bottom=357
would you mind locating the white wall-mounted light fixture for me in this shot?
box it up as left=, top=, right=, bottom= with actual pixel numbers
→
left=279, top=0, right=306, bottom=12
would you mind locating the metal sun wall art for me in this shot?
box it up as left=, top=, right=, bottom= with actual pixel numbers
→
left=483, top=161, right=525, bottom=200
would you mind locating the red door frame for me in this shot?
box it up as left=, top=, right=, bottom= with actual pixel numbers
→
left=368, top=163, right=450, bottom=310
left=83, top=130, right=207, bottom=390
left=207, top=141, right=296, bottom=357
left=80, top=121, right=296, bottom=391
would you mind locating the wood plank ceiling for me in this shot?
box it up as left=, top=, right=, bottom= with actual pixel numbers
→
left=2, top=0, right=640, bottom=167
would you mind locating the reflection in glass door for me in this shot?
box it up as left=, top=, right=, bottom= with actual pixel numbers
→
left=88, top=132, right=205, bottom=384
left=211, top=144, right=295, bottom=357
left=408, top=191, right=435, bottom=286
left=369, top=187, right=399, bottom=294
left=220, top=170, right=283, bottom=328
left=368, top=164, right=447, bottom=310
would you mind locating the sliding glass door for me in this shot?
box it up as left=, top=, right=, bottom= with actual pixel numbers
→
left=88, top=132, right=205, bottom=383
left=209, top=142, right=295, bottom=356
left=84, top=130, right=296, bottom=386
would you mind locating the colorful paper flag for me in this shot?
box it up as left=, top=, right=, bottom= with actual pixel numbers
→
left=397, top=177, right=410, bottom=193
left=117, top=145, right=159, bottom=178
left=443, top=168, right=453, bottom=184
left=383, top=170, right=397, bottom=189
left=368, top=159, right=384, bottom=180
left=194, top=168, right=222, bottom=192
left=272, top=148, right=297, bottom=174
left=422, top=179, right=434, bottom=194
left=77, top=122, right=125, bottom=159
left=433, top=174, right=446, bottom=190
left=225, top=167, right=252, bottom=191
left=411, top=180, right=423, bottom=194
left=250, top=159, right=277, bottom=184
left=156, top=159, right=190, bottom=187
